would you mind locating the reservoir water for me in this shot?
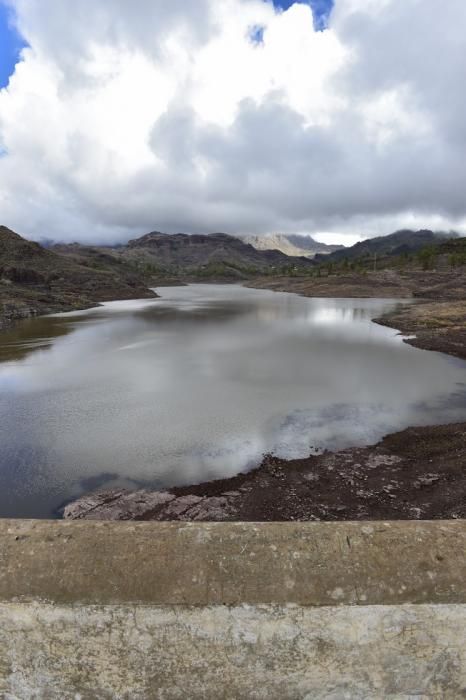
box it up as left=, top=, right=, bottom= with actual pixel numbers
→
left=1, top=283, right=466, bottom=518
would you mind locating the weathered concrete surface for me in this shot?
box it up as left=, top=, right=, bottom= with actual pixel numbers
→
left=1, top=520, right=466, bottom=698
left=1, top=520, right=465, bottom=606
left=1, top=603, right=465, bottom=699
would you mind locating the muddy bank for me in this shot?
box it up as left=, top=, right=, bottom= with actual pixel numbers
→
left=64, top=422, right=466, bottom=521
left=248, top=268, right=466, bottom=302
left=247, top=271, right=414, bottom=299
left=0, top=298, right=98, bottom=332
left=376, top=299, right=466, bottom=360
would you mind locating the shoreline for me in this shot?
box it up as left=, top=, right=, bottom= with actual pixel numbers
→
left=0, top=288, right=159, bottom=332
left=63, top=278, right=466, bottom=521
left=374, top=300, right=466, bottom=360
left=248, top=274, right=466, bottom=362
left=64, top=421, right=466, bottom=522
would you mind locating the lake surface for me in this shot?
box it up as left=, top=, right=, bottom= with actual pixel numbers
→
left=1, top=284, right=466, bottom=518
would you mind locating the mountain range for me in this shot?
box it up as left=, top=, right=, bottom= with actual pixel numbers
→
left=237, top=233, right=342, bottom=258
left=116, top=232, right=314, bottom=278
left=314, top=229, right=457, bottom=264
left=0, top=227, right=312, bottom=327
left=1, top=225, right=462, bottom=329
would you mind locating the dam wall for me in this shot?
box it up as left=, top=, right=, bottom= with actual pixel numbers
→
left=0, top=519, right=465, bottom=698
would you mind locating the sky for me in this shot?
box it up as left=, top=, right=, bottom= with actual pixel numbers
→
left=0, top=1, right=332, bottom=87
left=0, top=0, right=465, bottom=245
left=0, top=3, right=26, bottom=89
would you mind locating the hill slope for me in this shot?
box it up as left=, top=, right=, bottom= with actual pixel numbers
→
left=0, top=226, right=155, bottom=327
left=315, top=229, right=456, bottom=264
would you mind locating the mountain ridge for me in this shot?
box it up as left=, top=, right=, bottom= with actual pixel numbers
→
left=119, top=231, right=314, bottom=278
left=237, top=233, right=343, bottom=258
left=314, top=229, right=458, bottom=264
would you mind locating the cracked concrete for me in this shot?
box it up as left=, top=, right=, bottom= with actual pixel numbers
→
left=0, top=520, right=465, bottom=698
left=1, top=603, right=466, bottom=699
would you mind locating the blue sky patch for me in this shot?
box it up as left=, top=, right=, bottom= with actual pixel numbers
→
left=249, top=24, right=266, bottom=45
left=273, top=0, right=334, bottom=31
left=0, top=2, right=28, bottom=89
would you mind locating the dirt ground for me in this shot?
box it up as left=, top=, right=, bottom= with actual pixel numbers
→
left=376, top=299, right=466, bottom=360
left=248, top=268, right=466, bottom=302
left=170, top=422, right=466, bottom=521
left=64, top=422, right=466, bottom=522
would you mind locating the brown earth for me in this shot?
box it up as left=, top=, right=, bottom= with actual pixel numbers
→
left=376, top=300, right=466, bottom=360
left=64, top=422, right=466, bottom=522
left=248, top=268, right=466, bottom=301
left=247, top=270, right=415, bottom=299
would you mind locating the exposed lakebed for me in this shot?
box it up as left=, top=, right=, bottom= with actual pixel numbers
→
left=1, top=284, right=466, bottom=518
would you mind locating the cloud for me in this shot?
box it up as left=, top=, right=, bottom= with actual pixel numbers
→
left=0, top=0, right=465, bottom=243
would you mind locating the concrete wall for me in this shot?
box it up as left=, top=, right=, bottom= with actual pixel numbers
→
left=0, top=520, right=465, bottom=699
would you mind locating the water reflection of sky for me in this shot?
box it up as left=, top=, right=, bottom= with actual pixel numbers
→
left=1, top=284, right=465, bottom=518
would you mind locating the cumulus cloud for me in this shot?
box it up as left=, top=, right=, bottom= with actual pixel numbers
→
left=0, top=0, right=465, bottom=243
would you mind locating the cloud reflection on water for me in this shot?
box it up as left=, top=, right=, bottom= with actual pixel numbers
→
left=0, top=284, right=465, bottom=518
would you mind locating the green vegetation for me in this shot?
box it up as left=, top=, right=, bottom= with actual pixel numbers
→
left=129, top=255, right=317, bottom=281
left=417, top=246, right=437, bottom=270
left=449, top=251, right=466, bottom=268
left=286, top=237, right=466, bottom=279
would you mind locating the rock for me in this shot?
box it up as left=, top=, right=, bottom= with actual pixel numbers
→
left=63, top=490, right=175, bottom=520
left=63, top=490, right=241, bottom=522
left=187, top=497, right=236, bottom=521
left=413, top=474, right=441, bottom=489
left=159, top=495, right=204, bottom=518
left=366, top=454, right=402, bottom=469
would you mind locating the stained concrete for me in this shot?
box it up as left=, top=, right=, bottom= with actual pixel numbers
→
left=1, top=603, right=465, bottom=699
left=0, top=520, right=465, bottom=698
left=0, top=520, right=465, bottom=605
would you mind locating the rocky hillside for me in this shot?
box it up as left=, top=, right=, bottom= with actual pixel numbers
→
left=238, top=233, right=342, bottom=258
left=314, top=229, right=457, bottom=264
left=0, top=226, right=155, bottom=328
left=117, top=231, right=314, bottom=279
